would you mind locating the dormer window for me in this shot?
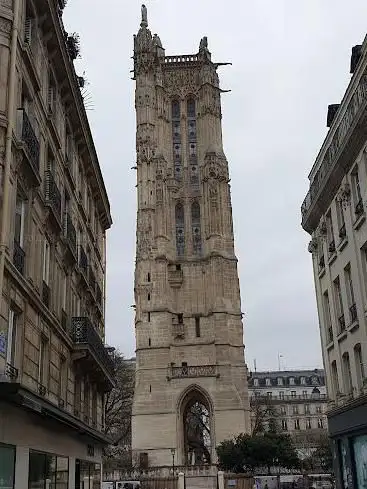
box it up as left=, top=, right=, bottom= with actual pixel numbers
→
left=266, top=378, right=271, bottom=386
left=311, top=376, right=318, bottom=385
left=253, top=378, right=259, bottom=387
left=277, top=377, right=283, bottom=386
left=301, top=377, right=306, bottom=385
left=289, top=377, right=295, bottom=385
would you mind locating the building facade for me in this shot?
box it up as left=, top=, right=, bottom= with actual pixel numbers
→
left=248, top=370, right=328, bottom=455
left=301, top=34, right=367, bottom=488
left=131, top=5, right=250, bottom=469
left=0, top=0, right=113, bottom=488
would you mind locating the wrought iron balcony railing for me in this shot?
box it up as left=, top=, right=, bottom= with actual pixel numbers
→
left=13, top=240, right=25, bottom=275
left=169, top=364, right=218, bottom=379
left=16, top=108, right=40, bottom=177
left=64, top=212, right=77, bottom=255
left=1, top=363, right=19, bottom=381
left=70, top=317, right=114, bottom=381
left=251, top=393, right=328, bottom=402
left=45, top=171, right=62, bottom=224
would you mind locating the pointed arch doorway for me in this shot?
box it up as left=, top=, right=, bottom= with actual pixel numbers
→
left=178, top=386, right=213, bottom=466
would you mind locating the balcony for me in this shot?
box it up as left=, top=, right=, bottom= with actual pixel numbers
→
left=251, top=393, right=328, bottom=402
left=301, top=73, right=367, bottom=233
left=70, top=317, right=115, bottom=390
left=63, top=212, right=77, bottom=262
left=15, top=109, right=41, bottom=187
left=168, top=364, right=219, bottom=380
left=13, top=240, right=25, bottom=275
left=45, top=171, right=62, bottom=230
left=0, top=363, right=19, bottom=382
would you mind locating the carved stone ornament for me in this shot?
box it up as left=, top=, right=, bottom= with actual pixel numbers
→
left=1, top=0, right=13, bottom=9
left=308, top=238, right=318, bottom=254
left=337, top=182, right=351, bottom=209
left=0, top=17, right=11, bottom=35
left=318, top=218, right=327, bottom=236
left=163, top=69, right=199, bottom=97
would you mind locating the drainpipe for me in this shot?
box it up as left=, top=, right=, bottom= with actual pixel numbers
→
left=0, top=0, right=21, bottom=308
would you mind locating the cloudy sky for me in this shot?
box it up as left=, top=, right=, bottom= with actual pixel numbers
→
left=63, top=1, right=367, bottom=371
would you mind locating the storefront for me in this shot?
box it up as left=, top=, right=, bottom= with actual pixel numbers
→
left=328, top=395, right=367, bottom=489
left=0, top=385, right=110, bottom=489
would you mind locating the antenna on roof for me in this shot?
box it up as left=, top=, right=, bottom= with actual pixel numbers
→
left=253, top=358, right=257, bottom=372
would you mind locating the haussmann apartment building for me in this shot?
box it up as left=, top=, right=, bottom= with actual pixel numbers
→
left=301, top=34, right=367, bottom=488
left=0, top=0, right=113, bottom=487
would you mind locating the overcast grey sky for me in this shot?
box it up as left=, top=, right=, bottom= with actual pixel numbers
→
left=63, top=1, right=367, bottom=371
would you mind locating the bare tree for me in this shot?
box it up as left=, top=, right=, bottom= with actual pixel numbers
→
left=250, top=395, right=278, bottom=435
left=103, top=352, right=135, bottom=469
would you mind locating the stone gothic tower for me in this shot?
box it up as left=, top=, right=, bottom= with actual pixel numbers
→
left=132, top=5, right=250, bottom=468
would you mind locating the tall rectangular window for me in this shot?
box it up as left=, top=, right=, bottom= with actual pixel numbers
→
left=62, top=273, right=67, bottom=311
left=352, top=167, right=362, bottom=203
left=354, top=343, right=365, bottom=390
left=345, top=265, right=357, bottom=324
left=0, top=443, right=15, bottom=489
left=195, top=316, right=201, bottom=338
left=14, top=194, right=25, bottom=248
left=323, top=291, right=333, bottom=342
left=38, top=337, right=46, bottom=385
left=336, top=199, right=346, bottom=238
left=58, top=355, right=67, bottom=402
left=6, top=309, right=16, bottom=366
left=28, top=451, right=69, bottom=489
left=326, top=211, right=335, bottom=252
left=333, top=277, right=345, bottom=332
left=42, top=239, right=51, bottom=284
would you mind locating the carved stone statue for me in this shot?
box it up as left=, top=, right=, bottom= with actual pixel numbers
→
left=199, top=36, right=208, bottom=51
left=153, top=33, right=162, bottom=48
left=141, top=4, right=148, bottom=25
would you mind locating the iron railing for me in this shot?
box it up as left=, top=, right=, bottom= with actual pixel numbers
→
left=70, top=317, right=114, bottom=378
left=17, top=108, right=40, bottom=174
left=4, top=363, right=18, bottom=381
left=13, top=240, right=25, bottom=275
left=45, top=171, right=62, bottom=222
left=251, top=393, right=327, bottom=401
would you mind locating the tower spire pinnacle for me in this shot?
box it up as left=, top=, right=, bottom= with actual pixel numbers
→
left=141, top=4, right=148, bottom=28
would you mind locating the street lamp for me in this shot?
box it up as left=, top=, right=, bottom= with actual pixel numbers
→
left=171, top=448, right=176, bottom=476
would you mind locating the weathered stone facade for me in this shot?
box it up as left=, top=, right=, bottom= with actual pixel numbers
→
left=132, top=6, right=250, bottom=468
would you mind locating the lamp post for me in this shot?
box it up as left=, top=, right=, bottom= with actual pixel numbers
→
left=171, top=448, right=176, bottom=476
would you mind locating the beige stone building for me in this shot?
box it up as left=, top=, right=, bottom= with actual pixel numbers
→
left=301, top=34, right=367, bottom=487
left=248, top=369, right=328, bottom=456
left=0, top=0, right=113, bottom=487
left=131, top=6, right=250, bottom=470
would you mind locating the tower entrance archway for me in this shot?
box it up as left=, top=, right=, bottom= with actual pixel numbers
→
left=179, top=387, right=213, bottom=466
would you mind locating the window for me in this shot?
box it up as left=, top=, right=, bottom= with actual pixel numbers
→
left=354, top=343, right=365, bottom=390
left=300, top=376, right=306, bottom=385
left=280, top=406, right=286, bottom=415
left=147, top=293, right=150, bottom=301
left=305, top=404, right=310, bottom=414
left=28, top=451, right=69, bottom=489
left=323, top=291, right=333, bottom=343
left=265, top=378, right=271, bottom=386
left=195, top=316, right=201, bottom=338
left=6, top=308, right=16, bottom=366
left=0, top=443, right=15, bottom=489
left=279, top=391, right=284, bottom=399
left=311, top=376, right=318, bottom=385
left=84, top=382, right=90, bottom=422
left=147, top=272, right=151, bottom=282
left=333, top=277, right=345, bottom=331
left=147, top=312, right=151, bottom=322
left=266, top=392, right=272, bottom=398
left=336, top=198, right=346, bottom=237
left=345, top=265, right=357, bottom=323
left=253, top=378, right=259, bottom=387
left=178, top=313, right=183, bottom=324
left=291, top=391, right=296, bottom=398
left=191, top=202, right=202, bottom=254
left=281, top=420, right=287, bottom=431
left=92, top=388, right=97, bottom=427
left=43, top=238, right=51, bottom=285
left=277, top=377, right=283, bottom=386
left=289, top=377, right=295, bottom=385
left=292, top=405, right=298, bottom=415
left=58, top=355, right=66, bottom=402
left=172, top=100, right=182, bottom=182
left=294, top=419, right=300, bottom=430
left=342, top=352, right=353, bottom=395
left=62, top=273, right=67, bottom=312
left=187, top=99, right=199, bottom=186
left=175, top=204, right=185, bottom=256
left=75, top=460, right=101, bottom=489
left=38, top=336, right=47, bottom=386
left=352, top=167, right=363, bottom=213
left=331, top=361, right=339, bottom=397
left=306, top=418, right=312, bottom=429
left=318, top=418, right=324, bottom=429
left=148, top=338, right=151, bottom=346
left=14, top=193, right=25, bottom=248
left=74, top=377, right=81, bottom=416
left=316, top=405, right=322, bottom=414
left=302, top=390, right=308, bottom=398
left=326, top=211, right=335, bottom=252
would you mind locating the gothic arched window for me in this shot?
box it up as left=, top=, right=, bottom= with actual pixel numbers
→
left=187, top=99, right=199, bottom=187
left=175, top=203, right=185, bottom=256
left=191, top=202, right=202, bottom=254
left=172, top=100, right=182, bottom=182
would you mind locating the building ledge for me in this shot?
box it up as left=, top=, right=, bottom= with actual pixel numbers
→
left=0, top=382, right=112, bottom=445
